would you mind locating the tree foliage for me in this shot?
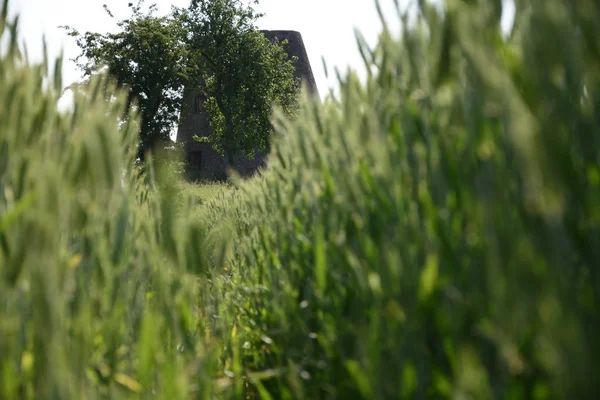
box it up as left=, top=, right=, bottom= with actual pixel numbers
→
left=176, top=0, right=299, bottom=165
left=62, top=0, right=299, bottom=165
left=62, top=1, right=192, bottom=160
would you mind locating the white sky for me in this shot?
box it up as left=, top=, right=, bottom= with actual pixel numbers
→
left=9, top=0, right=514, bottom=132
left=10, top=0, right=407, bottom=102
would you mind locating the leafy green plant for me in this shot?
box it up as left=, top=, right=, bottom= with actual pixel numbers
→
left=61, top=1, right=193, bottom=160
left=180, top=0, right=299, bottom=167
left=63, top=0, right=299, bottom=165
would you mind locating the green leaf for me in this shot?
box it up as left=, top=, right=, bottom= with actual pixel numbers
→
left=419, top=253, right=439, bottom=303
left=0, top=191, right=36, bottom=235
left=314, top=224, right=327, bottom=297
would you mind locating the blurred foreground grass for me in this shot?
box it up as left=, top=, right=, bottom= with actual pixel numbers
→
left=2, top=0, right=600, bottom=399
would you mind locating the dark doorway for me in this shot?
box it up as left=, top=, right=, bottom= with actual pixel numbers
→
left=188, top=151, right=202, bottom=170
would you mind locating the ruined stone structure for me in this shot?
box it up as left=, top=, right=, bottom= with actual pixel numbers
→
left=175, top=30, right=319, bottom=179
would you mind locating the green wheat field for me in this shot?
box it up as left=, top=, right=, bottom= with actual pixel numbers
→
left=1, top=0, right=600, bottom=398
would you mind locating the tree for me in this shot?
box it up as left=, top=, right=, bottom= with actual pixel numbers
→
left=176, top=0, right=299, bottom=167
left=62, top=0, right=300, bottom=167
left=62, top=1, right=193, bottom=160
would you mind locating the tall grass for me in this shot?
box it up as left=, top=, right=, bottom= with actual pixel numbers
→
left=202, top=0, right=600, bottom=398
left=0, top=0, right=221, bottom=397
left=2, top=0, right=600, bottom=398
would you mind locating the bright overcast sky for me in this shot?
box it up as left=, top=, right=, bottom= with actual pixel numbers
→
left=10, top=0, right=513, bottom=113
left=10, top=0, right=407, bottom=101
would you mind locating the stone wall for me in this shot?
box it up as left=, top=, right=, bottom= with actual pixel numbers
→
left=175, top=30, right=319, bottom=179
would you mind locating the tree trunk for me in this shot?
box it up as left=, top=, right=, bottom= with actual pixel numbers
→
left=215, top=89, right=237, bottom=173
left=224, top=112, right=236, bottom=170
left=226, top=149, right=235, bottom=169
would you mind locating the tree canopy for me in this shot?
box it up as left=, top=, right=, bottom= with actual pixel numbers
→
left=62, top=0, right=299, bottom=164
left=178, top=0, right=299, bottom=165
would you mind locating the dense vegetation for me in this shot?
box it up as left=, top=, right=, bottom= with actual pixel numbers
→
left=62, top=0, right=299, bottom=163
left=2, top=0, right=600, bottom=399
